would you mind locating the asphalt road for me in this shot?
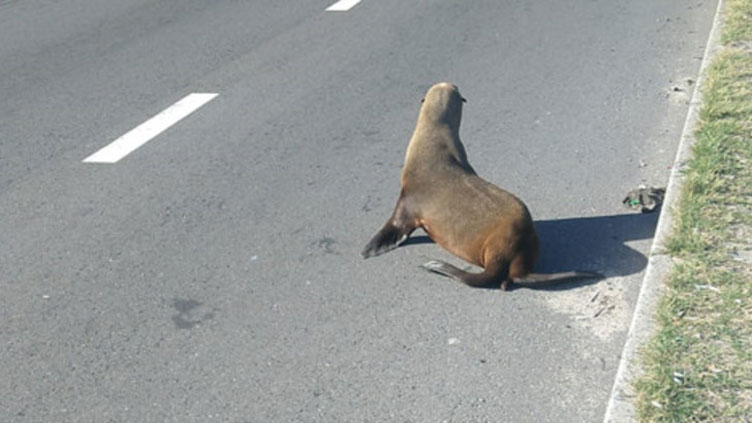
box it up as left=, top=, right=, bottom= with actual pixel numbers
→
left=1, top=1, right=717, bottom=422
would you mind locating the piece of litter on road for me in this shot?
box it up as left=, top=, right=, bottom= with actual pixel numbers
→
left=593, top=306, right=607, bottom=318
left=594, top=304, right=615, bottom=318
left=447, top=338, right=460, bottom=345
left=42, top=295, right=50, bottom=299
left=305, top=280, right=311, bottom=285
left=695, top=284, right=721, bottom=293
left=250, top=255, right=258, bottom=261
left=623, top=186, right=666, bottom=213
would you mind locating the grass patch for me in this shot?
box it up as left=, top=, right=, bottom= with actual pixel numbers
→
left=634, top=1, right=752, bottom=421
left=723, top=0, right=752, bottom=44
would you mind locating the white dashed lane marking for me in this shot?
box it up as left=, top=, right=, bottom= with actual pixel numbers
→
left=83, top=93, right=218, bottom=164
left=325, top=0, right=362, bottom=12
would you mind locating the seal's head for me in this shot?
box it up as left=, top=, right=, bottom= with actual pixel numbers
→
left=418, top=82, right=467, bottom=130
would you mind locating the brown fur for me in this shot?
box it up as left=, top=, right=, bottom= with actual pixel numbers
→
left=362, top=82, right=600, bottom=290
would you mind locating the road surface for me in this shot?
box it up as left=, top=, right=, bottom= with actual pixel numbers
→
left=0, top=1, right=717, bottom=421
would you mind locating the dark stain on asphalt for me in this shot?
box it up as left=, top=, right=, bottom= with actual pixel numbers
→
left=312, top=237, right=338, bottom=255
left=171, top=298, right=215, bottom=330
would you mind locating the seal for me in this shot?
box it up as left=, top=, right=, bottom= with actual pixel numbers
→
left=362, top=82, right=600, bottom=290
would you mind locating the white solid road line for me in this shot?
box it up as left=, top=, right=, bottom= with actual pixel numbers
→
left=325, top=0, right=361, bottom=12
left=83, top=93, right=218, bottom=164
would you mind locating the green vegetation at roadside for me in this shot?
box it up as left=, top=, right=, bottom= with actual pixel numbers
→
left=635, top=0, right=752, bottom=421
left=722, top=0, right=752, bottom=43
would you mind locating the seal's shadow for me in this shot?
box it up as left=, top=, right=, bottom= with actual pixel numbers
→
left=403, top=211, right=660, bottom=290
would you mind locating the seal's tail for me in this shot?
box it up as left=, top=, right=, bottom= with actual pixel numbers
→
left=513, top=271, right=602, bottom=288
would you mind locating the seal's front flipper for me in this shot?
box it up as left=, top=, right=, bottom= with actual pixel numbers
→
left=362, top=192, right=417, bottom=259
left=361, top=221, right=411, bottom=258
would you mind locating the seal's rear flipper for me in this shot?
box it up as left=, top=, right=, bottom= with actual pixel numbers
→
left=421, top=260, right=511, bottom=289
